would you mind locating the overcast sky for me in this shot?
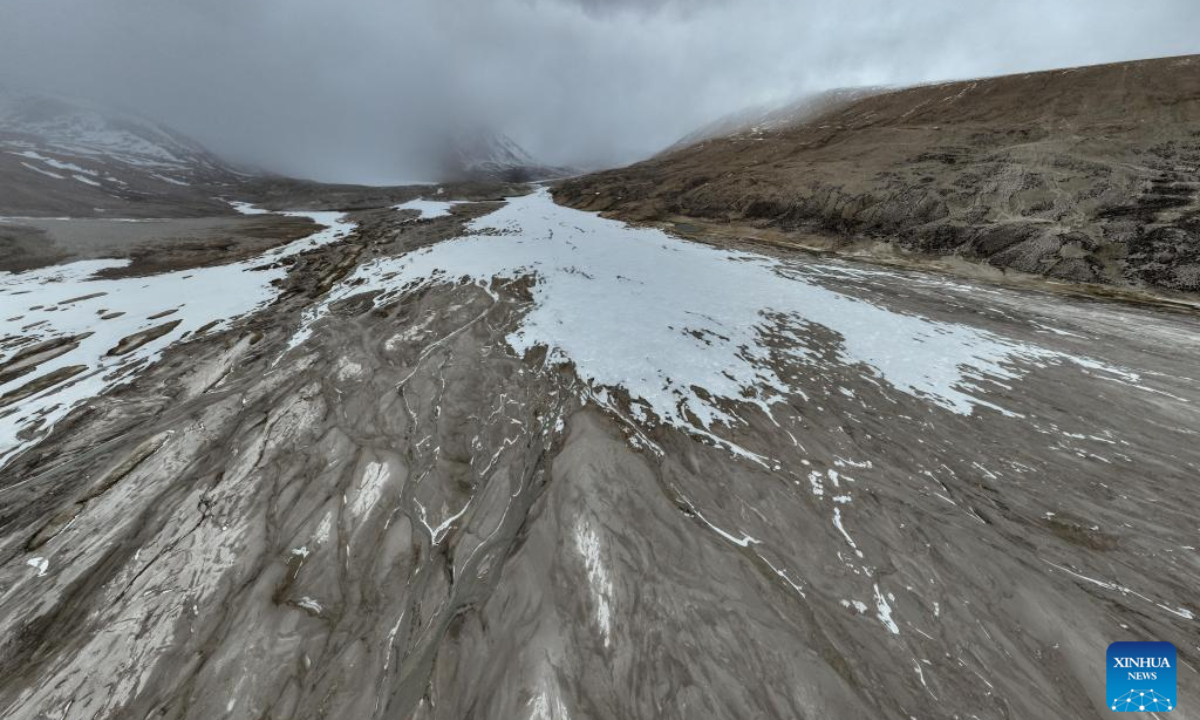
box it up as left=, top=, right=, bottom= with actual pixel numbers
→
left=1, top=0, right=1197, bottom=183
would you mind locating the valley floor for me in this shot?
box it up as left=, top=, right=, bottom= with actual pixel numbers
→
left=0, top=187, right=1198, bottom=719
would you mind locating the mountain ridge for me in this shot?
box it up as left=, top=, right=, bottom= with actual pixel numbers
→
left=441, top=129, right=573, bottom=183
left=556, top=53, right=1200, bottom=296
left=0, top=87, right=248, bottom=217
left=660, top=86, right=882, bottom=156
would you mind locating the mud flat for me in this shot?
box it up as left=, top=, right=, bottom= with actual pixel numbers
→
left=0, top=214, right=326, bottom=274
left=0, top=189, right=1197, bottom=719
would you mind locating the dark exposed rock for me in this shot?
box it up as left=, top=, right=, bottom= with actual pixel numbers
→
left=0, top=333, right=90, bottom=385
left=0, top=364, right=87, bottom=409
left=105, top=320, right=183, bottom=357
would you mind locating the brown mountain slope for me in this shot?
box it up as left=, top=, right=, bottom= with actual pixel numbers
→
left=556, top=54, right=1200, bottom=294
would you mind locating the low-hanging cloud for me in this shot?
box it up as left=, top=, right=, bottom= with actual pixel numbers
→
left=1, top=0, right=1197, bottom=184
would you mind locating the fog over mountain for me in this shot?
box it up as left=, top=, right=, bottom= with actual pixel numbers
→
left=1, top=0, right=1197, bottom=184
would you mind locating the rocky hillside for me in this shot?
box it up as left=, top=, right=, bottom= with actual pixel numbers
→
left=0, top=88, right=246, bottom=217
left=658, top=86, right=880, bottom=156
left=556, top=55, right=1200, bottom=295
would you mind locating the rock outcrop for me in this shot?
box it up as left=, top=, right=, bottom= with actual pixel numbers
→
left=556, top=55, right=1200, bottom=295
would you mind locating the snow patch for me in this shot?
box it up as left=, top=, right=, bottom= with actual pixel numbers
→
left=20, top=162, right=64, bottom=180
left=842, top=599, right=870, bottom=614
left=314, top=511, right=333, bottom=545
left=393, top=198, right=464, bottom=220
left=527, top=684, right=572, bottom=720
left=26, top=556, right=49, bottom=577
left=574, top=522, right=614, bottom=647
left=833, top=507, right=863, bottom=558
left=0, top=207, right=355, bottom=464
left=349, top=461, right=390, bottom=518
left=151, top=173, right=189, bottom=186
left=241, top=189, right=1149, bottom=458
left=296, top=597, right=323, bottom=614
left=228, top=201, right=270, bottom=216
left=875, top=584, right=900, bottom=635
left=335, top=357, right=366, bottom=382
left=9, top=150, right=97, bottom=176
left=415, top=499, right=469, bottom=545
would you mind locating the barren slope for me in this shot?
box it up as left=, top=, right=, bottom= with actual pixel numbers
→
left=1, top=189, right=1198, bottom=719
left=556, top=54, right=1200, bottom=295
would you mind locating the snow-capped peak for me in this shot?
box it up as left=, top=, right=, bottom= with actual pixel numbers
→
left=0, top=87, right=228, bottom=173
left=439, top=128, right=571, bottom=182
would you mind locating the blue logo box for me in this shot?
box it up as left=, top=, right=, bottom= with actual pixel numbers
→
left=1107, top=641, right=1177, bottom=712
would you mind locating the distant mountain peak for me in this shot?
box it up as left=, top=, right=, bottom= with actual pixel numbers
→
left=0, top=88, right=230, bottom=175
left=439, top=128, right=572, bottom=183
left=0, top=87, right=245, bottom=216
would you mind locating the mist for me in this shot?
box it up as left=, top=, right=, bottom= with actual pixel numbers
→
left=2, top=0, right=1196, bottom=184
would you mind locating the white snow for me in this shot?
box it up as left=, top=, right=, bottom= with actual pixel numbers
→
left=230, top=201, right=350, bottom=252
left=527, top=684, right=572, bottom=720
left=0, top=206, right=354, bottom=464
left=393, top=198, right=463, bottom=220
left=874, top=583, right=900, bottom=635
left=335, top=357, right=366, bottom=382
left=1044, top=561, right=1196, bottom=621
left=574, top=522, right=614, bottom=646
left=0, top=90, right=197, bottom=169
left=693, top=509, right=760, bottom=548
left=833, top=507, right=863, bottom=558
left=842, top=599, right=870, bottom=614
left=8, top=150, right=97, bottom=176
left=314, top=511, right=333, bottom=545
left=349, top=461, right=390, bottom=518
left=807, top=470, right=824, bottom=497
left=3, top=188, right=1148, bottom=471
left=228, top=201, right=270, bottom=216
left=20, top=162, right=65, bottom=180
left=415, top=500, right=470, bottom=545
left=151, top=174, right=189, bottom=186
left=296, top=597, right=323, bottom=614
left=25, top=556, right=49, bottom=577
left=288, top=189, right=1114, bottom=447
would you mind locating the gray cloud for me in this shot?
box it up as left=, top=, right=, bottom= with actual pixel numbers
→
left=1, top=0, right=1197, bottom=183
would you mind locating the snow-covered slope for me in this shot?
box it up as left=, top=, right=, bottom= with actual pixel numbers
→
left=0, top=203, right=356, bottom=461
left=0, top=88, right=245, bottom=216
left=0, top=89, right=224, bottom=171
